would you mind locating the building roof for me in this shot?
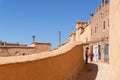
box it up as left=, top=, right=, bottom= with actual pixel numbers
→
left=32, top=42, right=51, bottom=45
left=0, top=41, right=27, bottom=47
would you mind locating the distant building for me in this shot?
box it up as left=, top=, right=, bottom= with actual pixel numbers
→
left=0, top=41, right=51, bottom=57
left=75, top=20, right=90, bottom=43
left=31, top=42, right=51, bottom=53
left=75, top=20, right=91, bottom=61
left=0, top=41, right=27, bottom=47
left=69, top=32, right=76, bottom=42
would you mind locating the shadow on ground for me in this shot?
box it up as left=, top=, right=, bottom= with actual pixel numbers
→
left=78, top=63, right=98, bottom=80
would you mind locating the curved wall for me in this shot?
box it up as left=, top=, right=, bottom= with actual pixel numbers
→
left=0, top=42, right=84, bottom=80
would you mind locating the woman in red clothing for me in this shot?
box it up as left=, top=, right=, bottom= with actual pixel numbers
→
left=89, top=50, right=94, bottom=62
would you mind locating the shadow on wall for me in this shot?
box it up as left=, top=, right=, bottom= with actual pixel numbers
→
left=78, top=63, right=98, bottom=80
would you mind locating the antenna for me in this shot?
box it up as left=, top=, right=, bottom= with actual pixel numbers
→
left=32, top=35, right=36, bottom=43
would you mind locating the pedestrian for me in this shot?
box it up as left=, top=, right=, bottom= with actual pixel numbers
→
left=85, top=47, right=89, bottom=64
left=89, top=50, right=94, bottom=62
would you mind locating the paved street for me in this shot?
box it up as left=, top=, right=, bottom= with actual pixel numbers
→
left=78, top=62, right=109, bottom=80
left=95, top=62, right=109, bottom=80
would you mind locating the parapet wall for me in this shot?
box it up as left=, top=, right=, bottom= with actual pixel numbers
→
left=0, top=41, right=84, bottom=80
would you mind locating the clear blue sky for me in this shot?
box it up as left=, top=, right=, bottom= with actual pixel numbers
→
left=0, top=0, right=101, bottom=48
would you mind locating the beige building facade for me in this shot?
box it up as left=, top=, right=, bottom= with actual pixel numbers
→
left=108, top=0, right=120, bottom=79
left=71, top=0, right=110, bottom=63
left=69, top=32, right=76, bottom=42
left=75, top=21, right=90, bottom=42
left=90, top=0, right=109, bottom=62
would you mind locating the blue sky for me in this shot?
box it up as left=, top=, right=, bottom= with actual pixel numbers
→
left=0, top=0, right=101, bottom=48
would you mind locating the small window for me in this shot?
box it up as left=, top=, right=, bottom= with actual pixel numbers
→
left=103, top=21, right=106, bottom=30
left=95, top=27, right=97, bottom=33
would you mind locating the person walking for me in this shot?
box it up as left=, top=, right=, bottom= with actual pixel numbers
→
left=89, top=50, right=94, bottom=62
left=85, top=47, right=89, bottom=64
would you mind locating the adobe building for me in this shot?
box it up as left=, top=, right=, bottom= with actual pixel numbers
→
left=108, top=0, right=120, bottom=79
left=89, top=0, right=109, bottom=62
left=72, top=0, right=110, bottom=63
left=0, top=41, right=27, bottom=47
left=69, top=32, right=76, bottom=42
left=76, top=21, right=91, bottom=44
left=31, top=42, right=51, bottom=53
left=75, top=20, right=91, bottom=61
left=0, top=41, right=51, bottom=56
left=75, top=20, right=89, bottom=42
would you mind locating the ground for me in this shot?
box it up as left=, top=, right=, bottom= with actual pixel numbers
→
left=78, top=62, right=109, bottom=80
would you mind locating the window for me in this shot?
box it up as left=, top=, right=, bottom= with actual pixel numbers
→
left=103, top=21, right=106, bottom=30
left=106, top=0, right=110, bottom=4
left=95, top=27, right=97, bottom=33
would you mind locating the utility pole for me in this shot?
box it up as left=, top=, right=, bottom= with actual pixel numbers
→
left=59, top=31, right=61, bottom=47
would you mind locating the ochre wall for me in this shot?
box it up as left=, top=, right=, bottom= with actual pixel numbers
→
left=0, top=45, right=84, bottom=80
left=108, top=0, right=120, bottom=80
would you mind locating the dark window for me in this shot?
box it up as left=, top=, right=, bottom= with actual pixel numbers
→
left=103, top=21, right=106, bottom=30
